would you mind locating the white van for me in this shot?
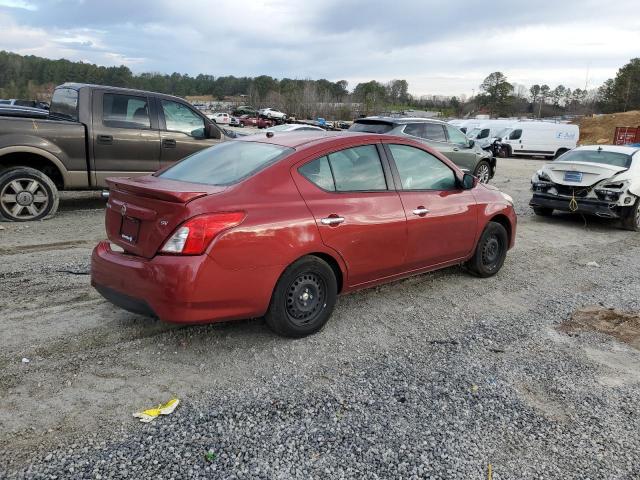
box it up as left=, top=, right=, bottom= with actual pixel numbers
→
left=466, top=120, right=516, bottom=149
left=449, top=119, right=484, bottom=134
left=501, top=121, right=579, bottom=158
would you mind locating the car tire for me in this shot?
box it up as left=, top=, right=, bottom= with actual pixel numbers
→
left=0, top=167, right=59, bottom=222
left=621, top=199, right=640, bottom=231
left=465, top=221, right=508, bottom=278
left=532, top=206, right=553, bottom=217
left=474, top=160, right=491, bottom=184
left=265, top=255, right=338, bottom=338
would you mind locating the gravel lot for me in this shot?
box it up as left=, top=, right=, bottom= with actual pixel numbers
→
left=1, top=157, right=639, bottom=479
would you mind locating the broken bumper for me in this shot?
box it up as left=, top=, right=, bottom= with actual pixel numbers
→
left=529, top=192, right=622, bottom=218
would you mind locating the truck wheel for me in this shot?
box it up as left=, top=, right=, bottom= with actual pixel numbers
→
left=0, top=167, right=59, bottom=222
left=474, top=160, right=491, bottom=184
left=621, top=199, right=640, bottom=231
left=465, top=221, right=508, bottom=278
left=265, top=255, right=338, bottom=338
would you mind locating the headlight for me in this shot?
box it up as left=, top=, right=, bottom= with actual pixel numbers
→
left=501, top=192, right=514, bottom=205
left=536, top=170, right=551, bottom=182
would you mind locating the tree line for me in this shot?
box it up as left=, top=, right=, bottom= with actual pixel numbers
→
left=0, top=50, right=638, bottom=118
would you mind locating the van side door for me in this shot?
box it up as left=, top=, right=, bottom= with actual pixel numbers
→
left=91, top=90, right=161, bottom=186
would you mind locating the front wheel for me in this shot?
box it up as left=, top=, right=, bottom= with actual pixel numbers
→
left=265, top=256, right=338, bottom=338
left=0, top=167, right=59, bottom=221
left=465, top=221, right=508, bottom=278
left=474, top=160, right=491, bottom=184
left=621, top=199, right=640, bottom=231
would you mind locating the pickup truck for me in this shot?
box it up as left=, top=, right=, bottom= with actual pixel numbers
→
left=0, top=83, right=231, bottom=221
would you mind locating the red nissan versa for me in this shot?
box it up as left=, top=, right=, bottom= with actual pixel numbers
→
left=91, top=132, right=516, bottom=337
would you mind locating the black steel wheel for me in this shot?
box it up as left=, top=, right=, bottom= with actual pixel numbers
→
left=465, top=221, right=508, bottom=277
left=265, top=255, right=338, bottom=337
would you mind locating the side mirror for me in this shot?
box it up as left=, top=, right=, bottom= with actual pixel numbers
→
left=206, top=123, right=222, bottom=139
left=467, top=139, right=475, bottom=148
left=462, top=173, right=476, bottom=190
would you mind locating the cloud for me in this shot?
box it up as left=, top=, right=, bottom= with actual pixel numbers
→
left=0, top=0, right=638, bottom=95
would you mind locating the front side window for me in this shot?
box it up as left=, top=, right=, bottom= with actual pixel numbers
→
left=424, top=123, right=447, bottom=142
left=103, top=93, right=150, bottom=129
left=299, top=156, right=335, bottom=191
left=161, top=100, right=205, bottom=137
left=159, top=141, right=293, bottom=186
left=509, top=129, right=522, bottom=140
left=446, top=125, right=469, bottom=146
left=388, top=144, right=457, bottom=190
left=477, top=128, right=490, bottom=139
left=328, top=145, right=387, bottom=191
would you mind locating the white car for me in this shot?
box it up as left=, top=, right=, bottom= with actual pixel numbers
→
left=208, top=112, right=231, bottom=124
left=530, top=145, right=640, bottom=230
left=259, top=108, right=287, bottom=120
left=264, top=124, right=324, bottom=133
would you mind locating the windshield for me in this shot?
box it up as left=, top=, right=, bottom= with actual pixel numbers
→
left=466, top=128, right=480, bottom=139
left=349, top=121, right=394, bottom=134
left=50, top=88, right=79, bottom=121
left=495, top=128, right=511, bottom=139
left=159, top=141, right=293, bottom=186
left=555, top=149, right=632, bottom=168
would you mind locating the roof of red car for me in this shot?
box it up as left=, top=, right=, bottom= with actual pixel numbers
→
left=238, top=131, right=381, bottom=149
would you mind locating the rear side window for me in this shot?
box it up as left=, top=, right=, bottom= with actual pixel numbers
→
left=389, top=144, right=457, bottom=190
left=509, top=129, right=522, bottom=140
left=349, top=121, right=394, bottom=134
left=298, top=145, right=387, bottom=192
left=159, top=141, right=293, bottom=186
left=50, top=88, right=78, bottom=121
left=424, top=123, right=447, bottom=141
left=299, top=157, right=335, bottom=191
left=103, top=93, right=150, bottom=129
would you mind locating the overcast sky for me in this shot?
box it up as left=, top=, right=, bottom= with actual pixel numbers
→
left=1, top=0, right=638, bottom=97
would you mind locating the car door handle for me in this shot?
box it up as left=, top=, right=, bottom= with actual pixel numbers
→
left=162, top=138, right=177, bottom=148
left=97, top=134, right=113, bottom=145
left=412, top=207, right=430, bottom=216
left=320, top=216, right=345, bottom=225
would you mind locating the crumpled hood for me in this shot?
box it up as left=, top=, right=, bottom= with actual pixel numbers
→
left=541, top=161, right=628, bottom=187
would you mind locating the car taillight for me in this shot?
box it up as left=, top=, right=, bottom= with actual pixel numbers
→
left=160, top=212, right=245, bottom=255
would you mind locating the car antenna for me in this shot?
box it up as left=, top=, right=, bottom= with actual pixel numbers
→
left=266, top=131, right=274, bottom=138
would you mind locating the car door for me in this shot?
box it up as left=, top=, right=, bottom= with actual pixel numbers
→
left=444, top=124, right=478, bottom=171
left=91, top=90, right=161, bottom=186
left=292, top=143, right=407, bottom=287
left=384, top=143, right=477, bottom=270
left=158, top=98, right=221, bottom=167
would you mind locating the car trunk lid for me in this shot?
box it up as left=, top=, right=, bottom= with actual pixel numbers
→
left=546, top=161, right=627, bottom=187
left=105, top=175, right=227, bottom=258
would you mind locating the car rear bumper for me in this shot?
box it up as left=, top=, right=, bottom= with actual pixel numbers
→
left=530, top=192, right=622, bottom=218
left=91, top=241, right=281, bottom=324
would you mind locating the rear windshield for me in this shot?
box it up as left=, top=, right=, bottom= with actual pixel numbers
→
left=349, top=121, right=394, bottom=134
left=50, top=88, right=79, bottom=121
left=555, top=149, right=632, bottom=168
left=159, top=141, right=293, bottom=186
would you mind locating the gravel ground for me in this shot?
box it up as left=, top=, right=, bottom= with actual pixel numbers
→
left=1, top=157, right=639, bottom=479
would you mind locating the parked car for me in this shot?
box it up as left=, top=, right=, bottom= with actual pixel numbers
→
left=239, top=115, right=274, bottom=128
left=232, top=105, right=259, bottom=117
left=350, top=117, right=496, bottom=183
left=259, top=107, right=287, bottom=121
left=0, top=83, right=229, bottom=221
left=91, top=132, right=516, bottom=337
left=530, top=145, right=640, bottom=230
left=0, top=99, right=49, bottom=110
left=500, top=121, right=579, bottom=159
left=208, top=112, right=231, bottom=124
left=264, top=124, right=324, bottom=132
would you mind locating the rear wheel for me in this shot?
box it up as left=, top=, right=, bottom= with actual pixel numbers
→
left=621, top=199, right=640, bottom=231
left=474, top=160, right=491, bottom=184
left=532, top=206, right=553, bottom=217
left=0, top=167, right=59, bottom=222
left=265, top=256, right=338, bottom=338
left=465, top=222, right=508, bottom=277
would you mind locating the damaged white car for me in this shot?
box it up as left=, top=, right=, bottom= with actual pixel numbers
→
left=530, top=145, right=640, bottom=231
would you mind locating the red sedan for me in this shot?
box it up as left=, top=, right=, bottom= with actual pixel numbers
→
left=91, top=132, right=516, bottom=337
left=239, top=115, right=274, bottom=128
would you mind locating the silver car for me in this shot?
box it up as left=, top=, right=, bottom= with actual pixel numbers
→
left=349, top=117, right=496, bottom=183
